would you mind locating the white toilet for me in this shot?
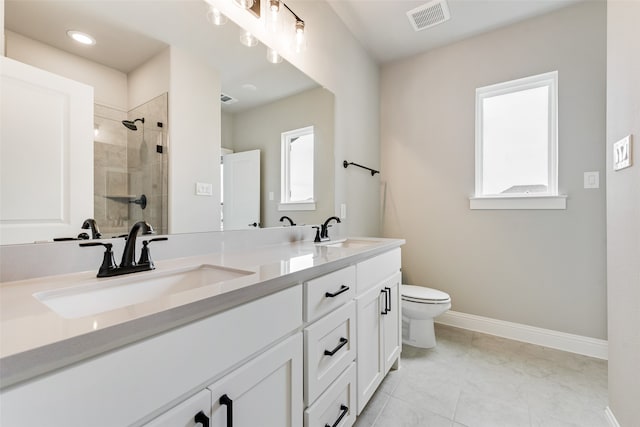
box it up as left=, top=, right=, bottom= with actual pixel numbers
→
left=401, top=284, right=451, bottom=348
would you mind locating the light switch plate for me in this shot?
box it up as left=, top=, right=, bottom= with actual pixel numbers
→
left=584, top=171, right=599, bottom=189
left=195, top=182, right=213, bottom=196
left=613, top=135, right=633, bottom=171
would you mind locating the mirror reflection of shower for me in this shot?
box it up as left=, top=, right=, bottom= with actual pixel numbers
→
left=93, top=93, right=168, bottom=236
left=122, top=117, right=145, bottom=131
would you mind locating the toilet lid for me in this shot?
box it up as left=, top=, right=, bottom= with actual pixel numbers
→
left=401, top=285, right=450, bottom=303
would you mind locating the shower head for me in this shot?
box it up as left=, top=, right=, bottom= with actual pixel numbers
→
left=122, top=117, right=145, bottom=131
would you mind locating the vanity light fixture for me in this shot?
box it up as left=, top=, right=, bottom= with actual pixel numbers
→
left=66, top=30, right=96, bottom=46
left=266, top=46, right=283, bottom=63
left=294, top=19, right=306, bottom=53
left=206, top=5, right=228, bottom=26
left=273, top=1, right=306, bottom=53
left=267, top=0, right=282, bottom=33
left=239, top=30, right=258, bottom=47
left=232, top=0, right=254, bottom=9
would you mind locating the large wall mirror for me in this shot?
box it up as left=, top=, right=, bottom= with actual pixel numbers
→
left=1, top=0, right=335, bottom=245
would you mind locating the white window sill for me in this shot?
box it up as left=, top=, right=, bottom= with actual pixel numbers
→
left=469, top=195, right=567, bottom=210
left=278, top=201, right=316, bottom=211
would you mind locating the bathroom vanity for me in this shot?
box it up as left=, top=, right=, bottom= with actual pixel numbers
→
left=0, top=236, right=403, bottom=427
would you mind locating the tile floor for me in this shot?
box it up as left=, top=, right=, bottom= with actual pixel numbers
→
left=354, top=324, right=608, bottom=427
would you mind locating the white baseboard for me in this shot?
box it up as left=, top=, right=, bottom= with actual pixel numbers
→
left=435, top=310, right=608, bottom=360
left=605, top=406, right=621, bottom=427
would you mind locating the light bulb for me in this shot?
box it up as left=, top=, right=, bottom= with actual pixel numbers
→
left=266, top=47, right=282, bottom=64
left=232, top=0, right=254, bottom=9
left=239, top=30, right=258, bottom=47
left=206, top=6, right=228, bottom=26
left=294, top=21, right=306, bottom=53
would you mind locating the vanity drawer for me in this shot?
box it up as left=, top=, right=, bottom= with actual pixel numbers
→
left=356, top=248, right=401, bottom=295
left=304, top=266, right=355, bottom=323
left=304, top=362, right=356, bottom=427
left=304, top=300, right=356, bottom=406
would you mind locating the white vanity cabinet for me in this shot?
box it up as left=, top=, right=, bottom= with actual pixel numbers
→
left=207, top=333, right=303, bottom=427
left=144, top=334, right=303, bottom=427
left=143, top=390, right=212, bottom=427
left=0, top=285, right=302, bottom=427
left=355, top=249, right=402, bottom=414
left=0, top=242, right=405, bottom=427
left=303, top=266, right=357, bottom=427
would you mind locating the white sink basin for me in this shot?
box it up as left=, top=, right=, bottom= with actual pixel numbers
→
left=319, top=239, right=379, bottom=249
left=34, top=264, right=254, bottom=319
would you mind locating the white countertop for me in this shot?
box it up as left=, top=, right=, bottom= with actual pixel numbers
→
left=0, top=237, right=404, bottom=388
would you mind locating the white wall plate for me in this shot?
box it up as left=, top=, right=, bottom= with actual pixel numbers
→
left=613, top=135, right=633, bottom=171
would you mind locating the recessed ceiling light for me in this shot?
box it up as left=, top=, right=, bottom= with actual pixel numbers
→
left=66, top=30, right=96, bottom=46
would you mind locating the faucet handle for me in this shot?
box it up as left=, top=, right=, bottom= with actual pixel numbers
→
left=312, top=226, right=321, bottom=243
left=80, top=242, right=118, bottom=277
left=138, top=237, right=168, bottom=267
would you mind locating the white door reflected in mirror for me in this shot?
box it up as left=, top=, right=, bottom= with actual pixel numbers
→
left=222, top=150, right=261, bottom=230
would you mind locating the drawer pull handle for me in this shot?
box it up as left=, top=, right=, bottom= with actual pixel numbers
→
left=219, top=394, right=233, bottom=427
left=384, top=287, right=392, bottom=312
left=194, top=410, right=210, bottom=427
left=380, top=289, right=388, bottom=315
left=325, top=404, right=349, bottom=427
left=324, top=337, right=348, bottom=356
left=325, top=285, right=350, bottom=298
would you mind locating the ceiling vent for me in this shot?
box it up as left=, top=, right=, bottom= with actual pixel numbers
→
left=407, top=0, right=451, bottom=32
left=220, top=93, right=238, bottom=105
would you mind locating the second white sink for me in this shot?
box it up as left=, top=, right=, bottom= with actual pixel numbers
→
left=34, top=264, right=254, bottom=319
left=320, top=239, right=378, bottom=249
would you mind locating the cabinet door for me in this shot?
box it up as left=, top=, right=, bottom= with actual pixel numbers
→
left=143, top=390, right=211, bottom=427
left=382, top=272, right=402, bottom=373
left=355, top=284, right=385, bottom=414
left=208, top=333, right=303, bottom=427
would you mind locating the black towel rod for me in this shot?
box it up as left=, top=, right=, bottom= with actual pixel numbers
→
left=343, top=160, right=379, bottom=176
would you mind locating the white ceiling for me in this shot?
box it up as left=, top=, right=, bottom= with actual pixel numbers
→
left=3, top=0, right=318, bottom=113
left=328, top=0, right=582, bottom=63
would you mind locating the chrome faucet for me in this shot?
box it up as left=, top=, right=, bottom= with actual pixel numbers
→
left=320, top=216, right=341, bottom=241
left=81, top=218, right=102, bottom=239
left=279, top=216, right=296, bottom=226
left=80, top=221, right=167, bottom=277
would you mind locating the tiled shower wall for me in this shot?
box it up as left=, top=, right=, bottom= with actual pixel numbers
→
left=126, top=93, right=168, bottom=235
left=94, top=105, right=129, bottom=237
left=93, top=93, right=168, bottom=237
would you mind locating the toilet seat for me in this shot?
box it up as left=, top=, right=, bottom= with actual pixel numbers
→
left=402, top=285, right=450, bottom=304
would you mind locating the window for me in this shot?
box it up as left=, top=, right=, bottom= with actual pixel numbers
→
left=280, top=126, right=315, bottom=211
left=471, top=71, right=566, bottom=209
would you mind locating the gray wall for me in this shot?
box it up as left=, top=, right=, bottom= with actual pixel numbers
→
left=606, top=1, right=640, bottom=424
left=380, top=1, right=607, bottom=339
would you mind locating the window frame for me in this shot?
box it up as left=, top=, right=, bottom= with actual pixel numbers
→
left=279, top=125, right=316, bottom=211
left=471, top=71, right=565, bottom=210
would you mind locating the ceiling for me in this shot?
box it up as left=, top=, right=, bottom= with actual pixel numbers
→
left=327, top=0, right=582, bottom=63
